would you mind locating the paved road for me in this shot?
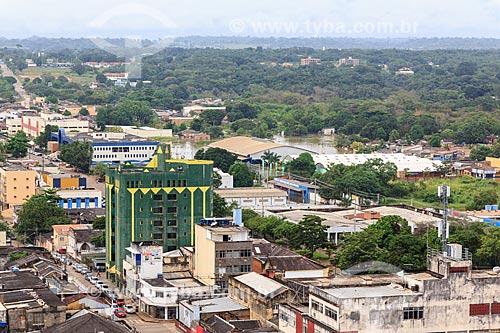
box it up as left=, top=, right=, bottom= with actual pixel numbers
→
left=0, top=63, right=30, bottom=108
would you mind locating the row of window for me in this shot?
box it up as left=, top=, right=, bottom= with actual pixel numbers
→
left=94, top=154, right=148, bottom=159
left=215, top=265, right=252, bottom=274
left=216, top=249, right=252, bottom=259
left=311, top=301, right=338, bottom=321
left=126, top=180, right=188, bottom=188
left=470, top=303, right=500, bottom=316
left=136, top=231, right=187, bottom=239
left=95, top=146, right=155, bottom=151
left=140, top=219, right=178, bottom=227
left=403, top=306, right=424, bottom=320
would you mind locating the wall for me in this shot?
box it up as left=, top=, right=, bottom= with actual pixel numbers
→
left=194, top=224, right=215, bottom=286
left=0, top=169, right=36, bottom=208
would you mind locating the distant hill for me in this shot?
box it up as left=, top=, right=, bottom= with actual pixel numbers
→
left=5, top=36, right=500, bottom=51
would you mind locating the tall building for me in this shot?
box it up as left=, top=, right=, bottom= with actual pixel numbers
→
left=105, top=144, right=213, bottom=284
left=0, top=164, right=37, bottom=211
left=193, top=221, right=253, bottom=291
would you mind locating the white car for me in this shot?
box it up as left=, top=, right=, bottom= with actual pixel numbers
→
left=90, top=276, right=99, bottom=285
left=95, top=281, right=104, bottom=289
left=125, top=304, right=136, bottom=314
left=100, top=284, right=109, bottom=292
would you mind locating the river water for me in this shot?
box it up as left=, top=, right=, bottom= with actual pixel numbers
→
left=169, top=135, right=338, bottom=160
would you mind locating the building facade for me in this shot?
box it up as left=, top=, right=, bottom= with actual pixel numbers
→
left=106, top=144, right=213, bottom=284
left=56, top=189, right=102, bottom=209
left=193, top=222, right=253, bottom=291
left=0, top=165, right=37, bottom=210
left=92, top=141, right=158, bottom=165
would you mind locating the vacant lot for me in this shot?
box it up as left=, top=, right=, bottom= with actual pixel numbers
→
left=19, top=67, right=95, bottom=85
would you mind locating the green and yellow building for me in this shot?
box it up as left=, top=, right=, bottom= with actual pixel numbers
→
left=105, top=144, right=213, bottom=283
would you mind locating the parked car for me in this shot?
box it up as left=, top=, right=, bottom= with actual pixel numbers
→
left=114, top=308, right=127, bottom=318
left=95, top=281, right=104, bottom=289
left=84, top=273, right=93, bottom=281
left=81, top=268, right=90, bottom=275
left=116, top=298, right=125, bottom=307
left=100, top=284, right=109, bottom=292
left=90, top=276, right=99, bottom=285
left=111, top=303, right=119, bottom=309
left=125, top=304, right=136, bottom=314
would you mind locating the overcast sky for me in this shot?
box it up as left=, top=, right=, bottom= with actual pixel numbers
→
left=2, top=0, right=500, bottom=38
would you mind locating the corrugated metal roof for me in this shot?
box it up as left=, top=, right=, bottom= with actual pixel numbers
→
left=234, top=272, right=288, bottom=297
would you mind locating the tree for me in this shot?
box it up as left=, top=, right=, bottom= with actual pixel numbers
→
left=63, top=110, right=72, bottom=116
left=195, top=148, right=237, bottom=173
left=466, top=189, right=498, bottom=211
left=15, top=189, right=71, bottom=243
left=476, top=227, right=500, bottom=267
left=60, top=140, right=93, bottom=173
left=35, top=125, right=58, bottom=150
left=213, top=192, right=234, bottom=217
left=199, top=109, right=225, bottom=126
left=291, top=215, right=327, bottom=255
left=7, top=131, right=30, bottom=158
left=91, top=163, right=108, bottom=178
left=470, top=145, right=492, bottom=161
left=229, top=162, right=254, bottom=187
left=92, top=216, right=105, bottom=230
left=213, top=171, right=222, bottom=189
left=428, top=135, right=442, bottom=147
left=95, top=73, right=107, bottom=84
left=91, top=232, right=105, bottom=247
left=79, top=107, right=89, bottom=116
left=287, top=153, right=316, bottom=178
left=409, top=125, right=424, bottom=142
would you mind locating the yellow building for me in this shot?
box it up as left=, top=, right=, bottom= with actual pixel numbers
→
left=485, top=157, right=500, bottom=180
left=42, top=173, right=86, bottom=189
left=0, top=165, right=37, bottom=211
left=52, top=224, right=92, bottom=253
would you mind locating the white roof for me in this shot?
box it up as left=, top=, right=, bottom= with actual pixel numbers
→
left=234, top=272, right=288, bottom=297
left=309, top=153, right=440, bottom=173
left=325, top=285, right=417, bottom=299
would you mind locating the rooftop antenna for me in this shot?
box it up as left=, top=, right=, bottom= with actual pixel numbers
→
left=438, top=184, right=450, bottom=252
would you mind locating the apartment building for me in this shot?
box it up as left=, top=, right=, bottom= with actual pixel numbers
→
left=0, top=164, right=37, bottom=210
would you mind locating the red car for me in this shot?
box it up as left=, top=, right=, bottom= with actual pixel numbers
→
left=114, top=308, right=127, bottom=318
left=116, top=298, right=125, bottom=307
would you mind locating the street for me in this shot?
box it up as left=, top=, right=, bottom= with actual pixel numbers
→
left=0, top=63, right=31, bottom=108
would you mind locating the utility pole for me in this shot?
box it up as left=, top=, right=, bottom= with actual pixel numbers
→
left=438, top=184, right=450, bottom=252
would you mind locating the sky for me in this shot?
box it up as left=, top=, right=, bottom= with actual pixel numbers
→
left=1, top=0, right=500, bottom=38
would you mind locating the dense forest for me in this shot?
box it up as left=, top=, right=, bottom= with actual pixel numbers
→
left=3, top=45, right=500, bottom=144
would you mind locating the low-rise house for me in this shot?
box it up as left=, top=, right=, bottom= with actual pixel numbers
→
left=52, top=224, right=92, bottom=253
left=178, top=129, right=210, bottom=142
left=139, top=271, right=215, bottom=320
left=228, top=272, right=293, bottom=323
left=199, top=315, right=278, bottom=333
left=1, top=288, right=66, bottom=333
left=67, top=228, right=104, bottom=260
left=42, top=311, right=130, bottom=333
left=177, top=297, right=249, bottom=332
left=62, top=294, right=110, bottom=312
left=215, top=188, right=287, bottom=208
left=252, top=242, right=328, bottom=279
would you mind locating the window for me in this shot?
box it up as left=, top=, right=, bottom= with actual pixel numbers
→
left=312, top=301, right=323, bottom=313
left=59, top=237, right=64, bottom=241
left=218, top=281, right=228, bottom=289
left=153, top=233, right=163, bottom=240
left=167, top=233, right=177, bottom=239
left=167, top=207, right=177, bottom=214
left=216, top=250, right=226, bottom=258
left=153, top=220, right=163, bottom=227
left=240, top=264, right=251, bottom=272
left=225, top=266, right=233, bottom=273
left=32, top=312, right=44, bottom=326
left=167, top=220, right=177, bottom=227
left=470, top=304, right=489, bottom=316
left=153, top=207, right=163, bottom=214
left=153, top=194, right=162, bottom=201
left=167, top=193, right=177, bottom=201
left=403, top=306, right=424, bottom=320
left=325, top=306, right=338, bottom=320
left=240, top=249, right=252, bottom=257
left=139, top=220, right=143, bottom=225
left=155, top=291, right=164, bottom=298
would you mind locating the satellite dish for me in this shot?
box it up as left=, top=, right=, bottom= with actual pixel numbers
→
left=493, top=266, right=500, bottom=273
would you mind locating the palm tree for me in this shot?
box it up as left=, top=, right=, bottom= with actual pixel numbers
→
left=261, top=150, right=281, bottom=178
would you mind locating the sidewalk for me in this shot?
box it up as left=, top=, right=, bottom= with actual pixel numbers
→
left=136, top=311, right=160, bottom=323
